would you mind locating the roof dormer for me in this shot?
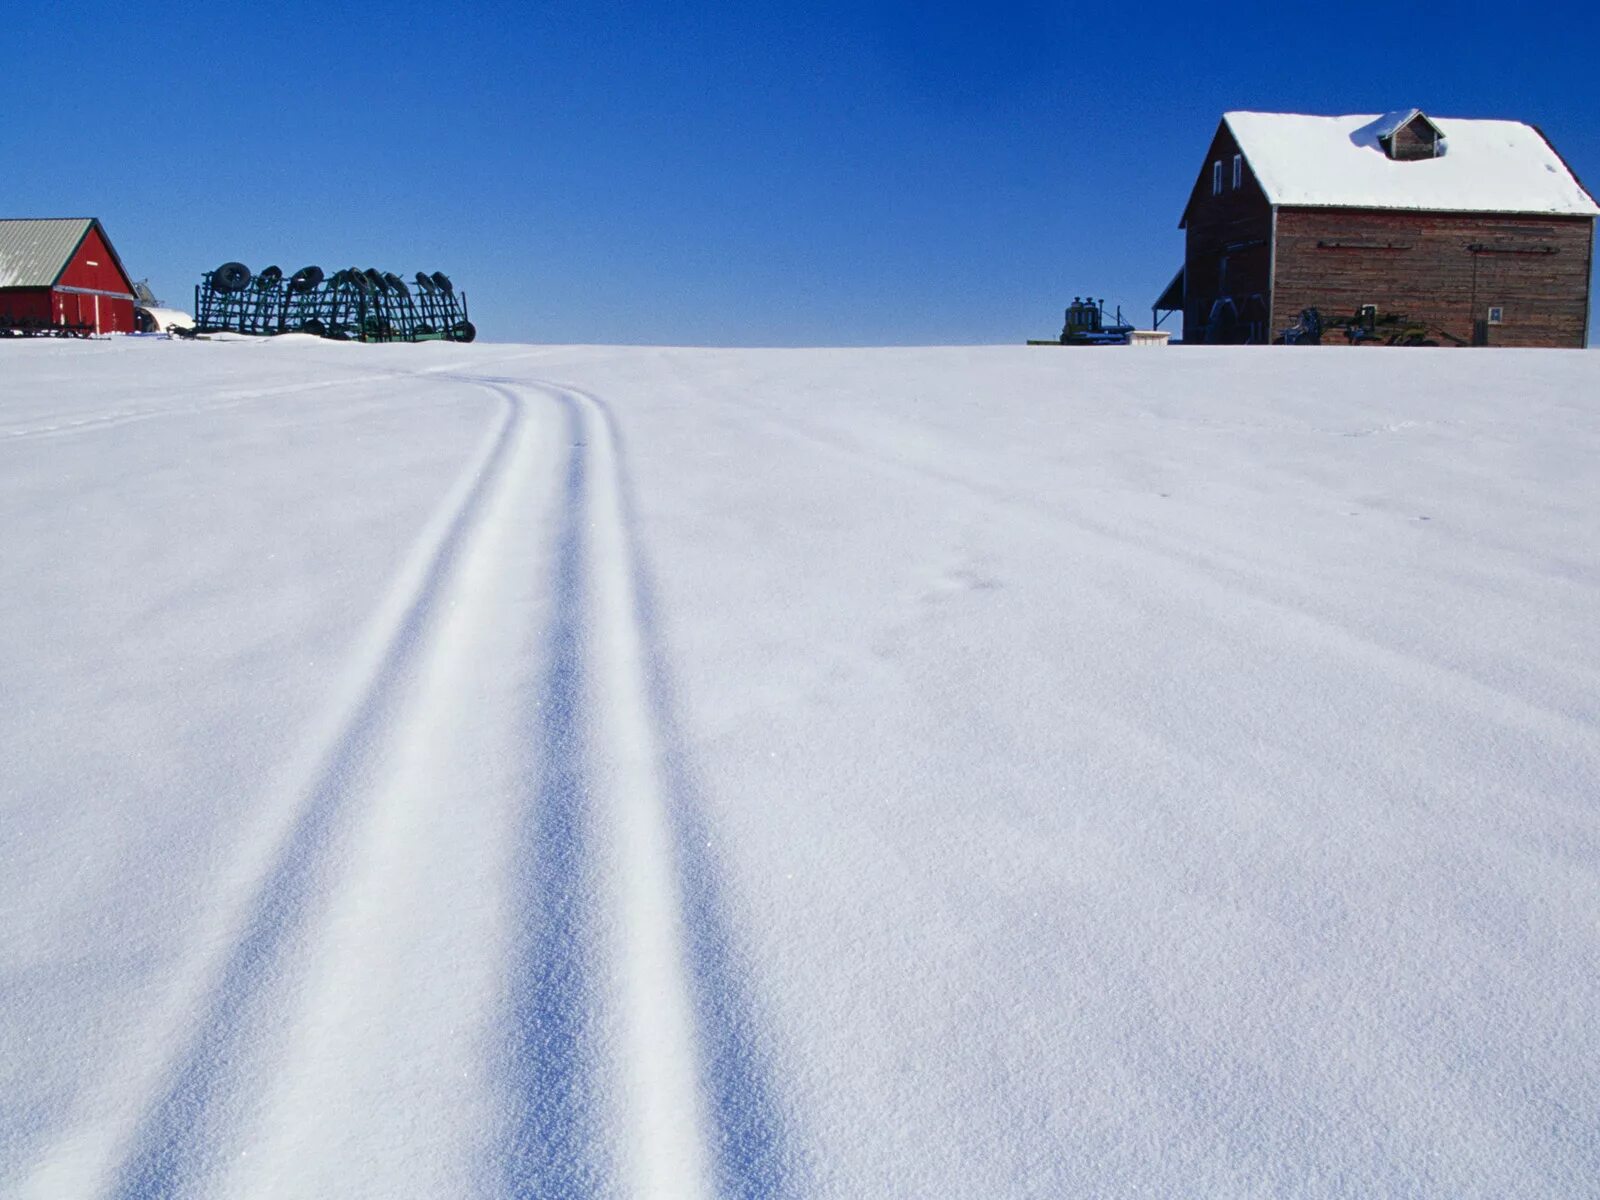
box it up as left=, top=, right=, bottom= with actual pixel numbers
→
left=1373, top=109, right=1445, bottom=160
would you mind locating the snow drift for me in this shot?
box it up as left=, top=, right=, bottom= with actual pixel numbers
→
left=2, top=338, right=1597, bottom=1197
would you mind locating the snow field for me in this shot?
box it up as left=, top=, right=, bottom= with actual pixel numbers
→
left=2, top=337, right=1598, bottom=1197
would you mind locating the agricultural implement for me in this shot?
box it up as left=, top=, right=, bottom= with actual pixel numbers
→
left=194, top=262, right=475, bottom=342
left=0, top=318, right=95, bottom=339
left=1028, top=297, right=1136, bottom=346
left=1281, top=305, right=1447, bottom=346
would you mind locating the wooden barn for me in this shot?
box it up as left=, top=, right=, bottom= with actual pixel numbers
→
left=0, top=218, right=138, bottom=335
left=1154, top=111, right=1599, bottom=346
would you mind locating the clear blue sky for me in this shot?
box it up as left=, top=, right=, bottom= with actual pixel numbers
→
left=5, top=1, right=1595, bottom=344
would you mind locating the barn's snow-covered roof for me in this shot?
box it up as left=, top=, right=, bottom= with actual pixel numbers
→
left=1369, top=109, right=1436, bottom=142
left=0, top=218, right=97, bottom=288
left=1224, top=112, right=1600, bottom=216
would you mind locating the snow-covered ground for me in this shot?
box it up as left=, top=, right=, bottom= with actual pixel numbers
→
left=2, top=337, right=1597, bottom=1198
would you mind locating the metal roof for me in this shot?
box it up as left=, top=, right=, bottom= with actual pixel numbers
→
left=0, top=218, right=95, bottom=288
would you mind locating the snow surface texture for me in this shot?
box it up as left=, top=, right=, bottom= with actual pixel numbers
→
left=2, top=338, right=1598, bottom=1198
left=1224, top=110, right=1600, bottom=215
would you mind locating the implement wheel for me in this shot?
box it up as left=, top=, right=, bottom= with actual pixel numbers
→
left=451, top=320, right=476, bottom=343
left=289, top=266, right=324, bottom=293
left=210, top=262, right=252, bottom=293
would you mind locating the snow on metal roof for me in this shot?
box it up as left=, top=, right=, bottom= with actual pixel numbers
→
left=0, top=218, right=95, bottom=289
left=1223, top=112, right=1600, bottom=216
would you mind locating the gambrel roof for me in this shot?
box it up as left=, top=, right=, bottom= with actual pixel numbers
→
left=0, top=218, right=131, bottom=289
left=1222, top=112, right=1599, bottom=216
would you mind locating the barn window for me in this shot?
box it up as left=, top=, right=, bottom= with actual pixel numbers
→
left=1487, top=305, right=1504, bottom=325
left=1232, top=154, right=1242, bottom=189
left=1212, top=161, right=1222, bottom=195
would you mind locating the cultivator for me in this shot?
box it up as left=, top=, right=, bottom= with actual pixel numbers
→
left=194, top=262, right=475, bottom=342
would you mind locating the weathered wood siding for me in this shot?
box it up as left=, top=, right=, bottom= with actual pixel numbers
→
left=1387, top=118, right=1439, bottom=161
left=1181, top=122, right=1274, bottom=342
left=1271, top=208, right=1594, bottom=347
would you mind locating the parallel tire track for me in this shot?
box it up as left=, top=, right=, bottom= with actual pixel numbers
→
left=96, top=381, right=530, bottom=1200
left=505, top=390, right=606, bottom=1198
left=28, top=371, right=796, bottom=1199
left=513, top=384, right=797, bottom=1199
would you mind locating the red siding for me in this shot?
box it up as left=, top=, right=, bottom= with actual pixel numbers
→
left=56, top=225, right=135, bottom=297
left=0, top=288, right=55, bottom=326
left=1, top=286, right=135, bottom=333
left=53, top=290, right=136, bottom=333
left=55, top=223, right=137, bottom=333
left=0, top=224, right=139, bottom=333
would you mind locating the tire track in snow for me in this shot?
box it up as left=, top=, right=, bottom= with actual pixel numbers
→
left=507, top=383, right=795, bottom=1198
left=95, top=381, right=530, bottom=1200
left=32, top=370, right=793, bottom=1198
left=189, top=373, right=572, bottom=1199
left=504, top=391, right=605, bottom=1197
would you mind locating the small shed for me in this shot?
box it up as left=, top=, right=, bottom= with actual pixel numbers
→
left=1158, top=111, right=1599, bottom=346
left=0, top=218, right=138, bottom=334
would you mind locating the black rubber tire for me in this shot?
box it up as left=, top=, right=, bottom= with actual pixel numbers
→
left=257, top=266, right=283, bottom=289
left=414, top=271, right=436, bottom=294
left=414, top=324, right=436, bottom=336
left=301, top=318, right=326, bottom=337
left=289, top=265, right=324, bottom=293
left=383, top=272, right=409, bottom=297
left=451, top=320, right=476, bottom=343
left=349, top=269, right=375, bottom=295
left=431, top=272, right=453, bottom=295
left=364, top=268, right=386, bottom=292
left=211, top=262, right=252, bottom=293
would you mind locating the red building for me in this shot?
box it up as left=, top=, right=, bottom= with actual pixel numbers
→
left=0, top=218, right=138, bottom=334
left=1155, top=111, right=1599, bottom=346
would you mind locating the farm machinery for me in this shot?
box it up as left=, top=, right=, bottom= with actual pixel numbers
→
left=1280, top=304, right=1447, bottom=346
left=1060, top=296, right=1135, bottom=345
left=0, top=317, right=94, bottom=339
left=194, top=262, right=475, bottom=342
left=1027, top=296, right=1137, bottom=346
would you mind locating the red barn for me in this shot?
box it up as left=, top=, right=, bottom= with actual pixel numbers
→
left=1155, top=111, right=1599, bottom=346
left=0, top=218, right=138, bottom=334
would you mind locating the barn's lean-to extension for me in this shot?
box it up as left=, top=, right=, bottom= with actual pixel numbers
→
left=0, top=218, right=139, bottom=335
left=1158, top=111, right=1599, bottom=347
